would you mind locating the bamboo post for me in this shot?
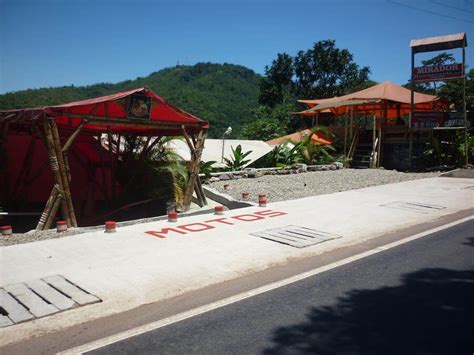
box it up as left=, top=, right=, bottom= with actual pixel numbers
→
left=61, top=120, right=85, bottom=183
left=349, top=107, right=354, bottom=140
left=195, top=176, right=207, bottom=206
left=182, top=126, right=207, bottom=206
left=49, top=119, right=78, bottom=227
left=344, top=113, right=348, bottom=157
left=44, top=194, right=63, bottom=230
left=36, top=185, right=59, bottom=230
left=182, top=130, right=206, bottom=211
left=43, top=120, right=71, bottom=226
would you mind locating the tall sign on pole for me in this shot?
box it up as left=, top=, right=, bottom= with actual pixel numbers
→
left=409, top=33, right=468, bottom=166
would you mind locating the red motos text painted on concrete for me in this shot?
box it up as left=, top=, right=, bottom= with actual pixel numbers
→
left=412, top=63, right=463, bottom=82
left=145, top=210, right=287, bottom=239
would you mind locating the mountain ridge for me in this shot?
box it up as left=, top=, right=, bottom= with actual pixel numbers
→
left=0, top=62, right=261, bottom=138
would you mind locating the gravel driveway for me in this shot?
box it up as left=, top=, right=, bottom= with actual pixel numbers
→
left=208, top=169, right=440, bottom=203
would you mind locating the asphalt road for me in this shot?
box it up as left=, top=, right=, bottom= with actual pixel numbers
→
left=89, top=219, right=474, bottom=355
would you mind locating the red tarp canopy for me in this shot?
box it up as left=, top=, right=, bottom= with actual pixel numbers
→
left=0, top=87, right=209, bottom=135
left=297, top=80, right=448, bottom=119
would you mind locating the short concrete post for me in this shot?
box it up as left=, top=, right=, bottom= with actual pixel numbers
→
left=56, top=220, right=67, bottom=233
left=105, top=221, right=117, bottom=233
left=242, top=192, right=249, bottom=201
left=168, top=211, right=178, bottom=222
left=258, top=194, right=267, bottom=207
left=1, top=225, right=12, bottom=236
left=214, top=205, right=225, bottom=215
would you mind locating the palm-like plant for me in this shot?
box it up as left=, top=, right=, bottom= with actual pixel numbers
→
left=223, top=145, right=253, bottom=171
left=293, top=126, right=335, bottom=165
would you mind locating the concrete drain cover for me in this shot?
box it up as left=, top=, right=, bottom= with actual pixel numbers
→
left=462, top=185, right=474, bottom=190
left=250, top=225, right=342, bottom=248
left=380, top=201, right=446, bottom=214
left=0, top=275, right=101, bottom=327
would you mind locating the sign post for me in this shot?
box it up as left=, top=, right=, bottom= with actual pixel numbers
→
left=409, top=33, right=468, bottom=166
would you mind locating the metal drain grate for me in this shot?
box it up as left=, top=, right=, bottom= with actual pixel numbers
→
left=380, top=201, right=446, bottom=214
left=0, top=275, right=101, bottom=327
left=250, top=225, right=342, bottom=248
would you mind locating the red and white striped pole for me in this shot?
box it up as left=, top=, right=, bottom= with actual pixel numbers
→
left=258, top=194, right=267, bottom=207
left=1, top=225, right=12, bottom=236
left=168, top=211, right=178, bottom=222
left=105, top=221, right=117, bottom=233
left=214, top=205, right=225, bottom=215
left=56, top=220, right=67, bottom=233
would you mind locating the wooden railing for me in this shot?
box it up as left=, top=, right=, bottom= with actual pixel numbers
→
left=370, top=137, right=379, bottom=169
left=347, top=128, right=360, bottom=162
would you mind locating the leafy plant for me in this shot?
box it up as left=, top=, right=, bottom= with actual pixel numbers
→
left=223, top=144, right=253, bottom=171
left=199, top=160, right=217, bottom=181
left=292, top=126, right=336, bottom=165
left=419, top=131, right=473, bottom=169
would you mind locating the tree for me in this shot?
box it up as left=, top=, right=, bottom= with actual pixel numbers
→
left=242, top=98, right=297, bottom=141
left=248, top=40, right=371, bottom=141
left=259, top=53, right=294, bottom=107
left=438, top=69, right=474, bottom=112
left=293, top=40, right=371, bottom=99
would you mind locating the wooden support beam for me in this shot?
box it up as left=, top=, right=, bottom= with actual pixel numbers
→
left=181, top=126, right=196, bottom=155
left=36, top=185, right=59, bottom=230
left=44, top=194, right=63, bottom=230
left=182, top=130, right=206, bottom=211
left=49, top=119, right=78, bottom=227
left=62, top=121, right=86, bottom=153
left=65, top=114, right=204, bottom=130
left=42, top=120, right=71, bottom=227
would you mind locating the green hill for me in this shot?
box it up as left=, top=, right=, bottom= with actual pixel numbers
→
left=0, top=63, right=261, bottom=138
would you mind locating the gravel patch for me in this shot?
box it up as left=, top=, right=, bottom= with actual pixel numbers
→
left=208, top=168, right=440, bottom=203
left=1, top=169, right=439, bottom=247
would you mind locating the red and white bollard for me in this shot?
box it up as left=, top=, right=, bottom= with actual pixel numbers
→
left=1, top=225, right=12, bottom=236
left=214, top=205, right=225, bottom=215
left=168, top=211, right=178, bottom=222
left=242, top=192, right=250, bottom=201
left=258, top=194, right=267, bottom=207
left=105, top=221, right=117, bottom=233
left=56, top=220, right=67, bottom=233
left=224, top=184, right=231, bottom=190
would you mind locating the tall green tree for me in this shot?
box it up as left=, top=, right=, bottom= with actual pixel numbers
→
left=259, top=53, right=294, bottom=107
left=439, top=68, right=474, bottom=111
left=293, top=40, right=371, bottom=99
left=244, top=40, right=372, bottom=141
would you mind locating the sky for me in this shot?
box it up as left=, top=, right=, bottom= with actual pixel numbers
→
left=1, top=0, right=473, bottom=94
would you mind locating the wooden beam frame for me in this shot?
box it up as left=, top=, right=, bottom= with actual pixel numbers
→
left=182, top=129, right=207, bottom=211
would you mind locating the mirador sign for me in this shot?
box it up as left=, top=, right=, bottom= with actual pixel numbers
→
left=412, top=63, right=464, bottom=82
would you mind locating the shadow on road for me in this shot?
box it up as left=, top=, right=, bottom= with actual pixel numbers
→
left=264, top=267, right=474, bottom=355
left=463, top=237, right=474, bottom=247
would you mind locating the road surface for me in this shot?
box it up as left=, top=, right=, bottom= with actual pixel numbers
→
left=89, top=219, right=474, bottom=355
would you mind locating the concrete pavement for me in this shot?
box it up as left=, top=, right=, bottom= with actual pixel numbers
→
left=0, top=176, right=473, bottom=346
